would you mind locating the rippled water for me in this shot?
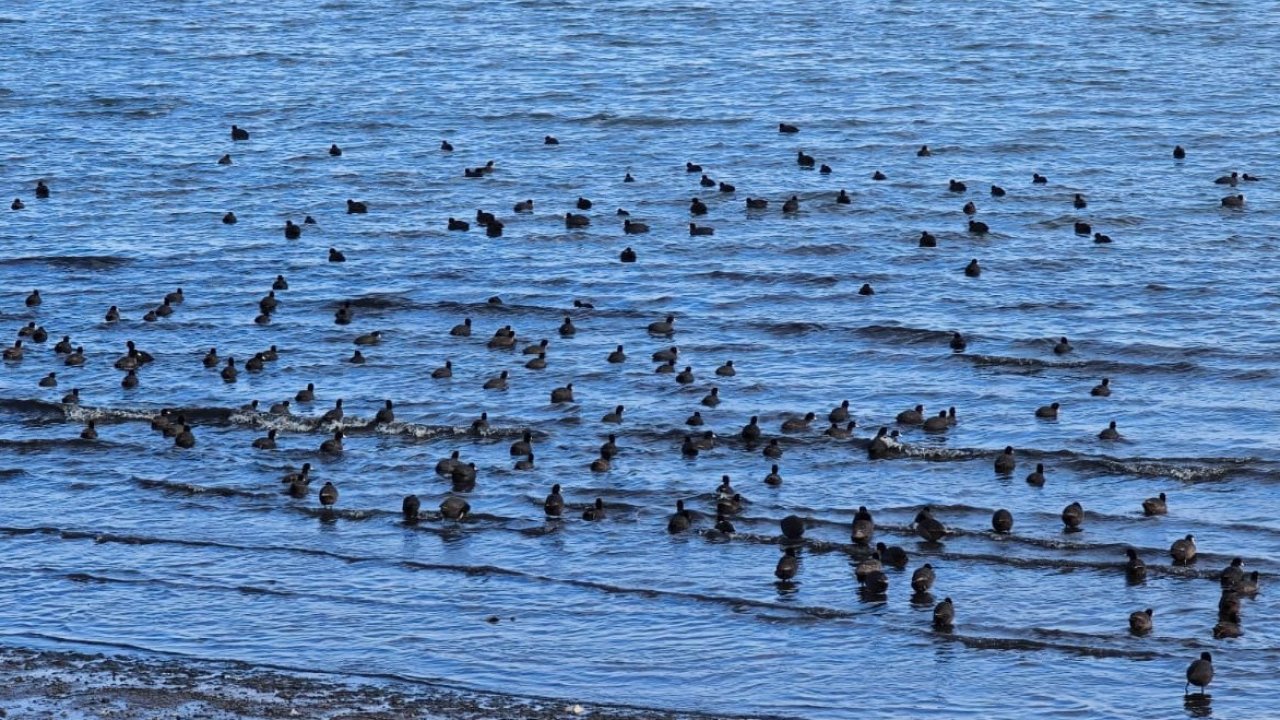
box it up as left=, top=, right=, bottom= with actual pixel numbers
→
left=2, top=1, right=1279, bottom=718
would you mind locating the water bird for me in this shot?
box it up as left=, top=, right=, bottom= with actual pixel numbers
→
left=1062, top=501, right=1084, bottom=531
left=1129, top=608, right=1153, bottom=635
left=667, top=500, right=692, bottom=533
left=1098, top=420, right=1121, bottom=440
left=431, top=360, right=453, bottom=378
left=549, top=383, right=574, bottom=403
left=222, top=211, right=237, bottom=224
left=779, top=123, right=799, bottom=133
left=582, top=499, right=606, bottom=521
left=320, top=399, right=344, bottom=423
left=912, top=564, right=935, bottom=593
left=440, top=140, right=453, bottom=151
left=896, top=404, right=924, bottom=425
left=933, top=598, right=954, bottom=630
left=782, top=195, right=800, bottom=213
left=689, top=222, right=714, bottom=236
left=1025, top=463, right=1046, bottom=487
left=1125, top=548, right=1146, bottom=580
left=994, top=446, right=1016, bottom=474
left=174, top=425, right=196, bottom=449
left=544, top=484, right=564, bottom=517
left=1053, top=336, right=1073, bottom=354
left=483, top=370, right=510, bottom=390
left=858, top=283, right=875, bottom=295
left=797, top=150, right=815, bottom=167
left=346, top=199, right=368, bottom=214
left=1091, top=378, right=1111, bottom=396
left=1173, top=145, right=1186, bottom=159
left=601, top=405, right=624, bottom=423
left=1142, top=492, right=1167, bottom=516
left=1093, top=232, right=1112, bottom=243
left=992, top=509, right=1013, bottom=533
left=402, top=495, right=420, bottom=523
left=1185, top=652, right=1213, bottom=695
left=252, top=429, right=278, bottom=450
left=781, top=412, right=815, bottom=432
left=1074, top=221, right=1092, bottom=235
left=620, top=247, right=637, bottom=263
left=913, top=508, right=946, bottom=542
left=1035, top=402, right=1060, bottom=419
left=230, top=124, right=249, bottom=140
left=80, top=420, right=97, bottom=440
left=872, top=170, right=887, bottom=180
left=1170, top=534, right=1197, bottom=565
left=441, top=496, right=470, bottom=520
left=1221, top=194, right=1244, bottom=208
left=775, top=547, right=798, bottom=580
left=948, top=179, right=966, bottom=193
left=1033, top=173, right=1048, bottom=184
left=780, top=515, right=805, bottom=541
left=836, top=189, right=851, bottom=204
left=701, top=387, right=720, bottom=406
left=917, top=145, right=931, bottom=157
left=328, top=248, right=346, bottom=262
left=715, top=360, right=735, bottom=376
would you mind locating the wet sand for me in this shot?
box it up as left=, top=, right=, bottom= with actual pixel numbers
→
left=0, top=645, right=752, bottom=720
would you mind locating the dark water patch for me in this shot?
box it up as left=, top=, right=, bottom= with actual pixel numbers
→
left=960, top=353, right=1200, bottom=375
left=132, top=477, right=277, bottom=500
left=857, top=324, right=954, bottom=344
left=0, top=255, right=131, bottom=270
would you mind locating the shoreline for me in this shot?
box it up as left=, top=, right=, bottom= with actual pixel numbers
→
left=0, top=644, right=769, bottom=720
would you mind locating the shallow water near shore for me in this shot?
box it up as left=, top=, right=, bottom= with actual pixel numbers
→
left=2, top=1, right=1279, bottom=718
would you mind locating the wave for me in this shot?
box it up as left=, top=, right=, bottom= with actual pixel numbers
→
left=959, top=353, right=1200, bottom=375
left=0, top=255, right=131, bottom=270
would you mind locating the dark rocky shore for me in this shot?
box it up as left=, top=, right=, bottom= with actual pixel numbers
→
left=0, top=645, right=759, bottom=720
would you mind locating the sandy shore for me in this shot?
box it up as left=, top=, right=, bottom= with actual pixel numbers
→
left=0, top=645, right=752, bottom=720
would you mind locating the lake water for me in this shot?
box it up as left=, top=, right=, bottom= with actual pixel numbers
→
left=1, top=1, right=1278, bottom=718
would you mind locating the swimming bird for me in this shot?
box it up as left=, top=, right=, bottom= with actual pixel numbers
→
left=896, top=405, right=924, bottom=425
left=968, top=220, right=989, bottom=234
left=622, top=219, right=649, bottom=235
left=1185, top=652, right=1213, bottom=695
left=775, top=547, right=798, bottom=580
left=320, top=429, right=344, bottom=454
left=746, top=197, right=768, bottom=209
left=948, top=179, right=966, bottom=193
left=565, top=213, right=589, bottom=229
left=994, top=446, right=1016, bottom=474
left=601, top=405, right=624, bottom=423
left=780, top=514, right=805, bottom=541
left=992, top=509, right=1014, bottom=533
left=219, top=357, right=237, bottom=382
left=1221, top=194, right=1244, bottom=208
left=317, top=479, right=337, bottom=507
left=1035, top=402, right=1060, bottom=419
left=779, top=123, right=799, bottom=133
left=667, top=500, right=692, bottom=533
left=741, top=416, right=762, bottom=443
left=121, top=369, right=138, bottom=389
left=328, top=248, right=346, bottom=262
left=346, top=199, right=368, bottom=214
left=550, top=383, right=574, bottom=403
left=877, top=542, right=908, bottom=570
left=1214, top=172, right=1239, bottom=186
left=964, top=259, right=981, bottom=277
left=1098, top=420, right=1121, bottom=440
left=686, top=411, right=704, bottom=427
left=449, top=318, right=472, bottom=337
left=1025, top=463, right=1046, bottom=487
left=600, top=434, right=618, bottom=460
left=1062, top=501, right=1084, bottom=532
left=872, top=170, right=887, bottom=180
left=1173, top=145, right=1186, bottom=159
left=320, top=399, right=344, bottom=423
left=797, top=150, right=815, bottom=167
left=913, top=508, right=946, bottom=542
left=373, top=400, right=395, bottom=425
left=79, top=420, right=97, bottom=440
left=450, top=462, right=477, bottom=490
left=1220, top=558, right=1245, bottom=589
left=689, top=197, right=708, bottom=215
left=949, top=332, right=966, bottom=351
left=689, top=222, right=714, bottom=236
left=856, top=553, right=882, bottom=585
left=217, top=154, right=232, bottom=165
left=1052, top=336, right=1072, bottom=354
left=589, top=449, right=611, bottom=473
left=1129, top=608, right=1153, bottom=635
left=545, top=135, right=559, bottom=145
left=1033, top=173, right=1048, bottom=184
left=1074, top=221, right=1092, bottom=235
left=620, top=247, right=637, bottom=263
left=836, top=189, right=851, bottom=205
left=719, top=182, right=735, bottom=193
left=230, top=124, right=249, bottom=140
left=484, top=370, right=510, bottom=390
left=782, top=195, right=800, bottom=213
left=851, top=507, right=874, bottom=544
left=61, top=388, right=81, bottom=404
left=174, top=425, right=196, bottom=449
left=582, top=498, right=606, bottom=521
left=440, top=496, right=470, bottom=520
left=917, top=145, right=931, bottom=157
left=764, top=464, right=782, bottom=486
left=648, top=315, right=675, bottom=335
left=284, top=220, right=301, bottom=239
left=38, top=372, right=57, bottom=387
left=922, top=411, right=949, bottom=432
left=544, top=484, right=564, bottom=517
left=252, top=429, right=278, bottom=450
left=1170, top=534, right=1197, bottom=565
left=762, top=439, right=783, bottom=458
left=701, top=387, right=720, bottom=407
left=1126, top=548, right=1146, bottom=580
left=435, top=450, right=461, bottom=477
left=781, top=412, right=815, bottom=432
left=401, top=494, right=420, bottom=524
left=681, top=436, right=699, bottom=458
left=431, top=360, right=453, bottom=379
left=1142, top=492, right=1167, bottom=516
left=607, top=345, right=626, bottom=363
left=919, top=230, right=938, bottom=248
left=933, top=598, right=954, bottom=630
left=222, top=211, right=237, bottom=224
left=911, top=564, right=935, bottom=594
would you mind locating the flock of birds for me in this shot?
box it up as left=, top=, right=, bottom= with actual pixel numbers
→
left=6, top=123, right=1263, bottom=699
